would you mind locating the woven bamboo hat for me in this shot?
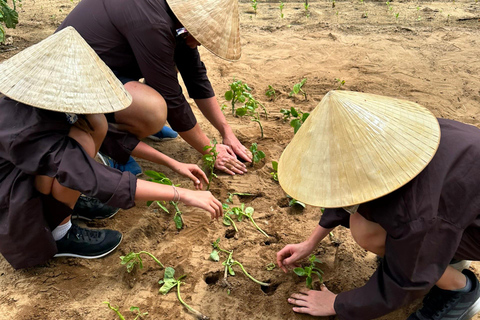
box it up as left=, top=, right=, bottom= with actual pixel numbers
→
left=0, top=26, right=132, bottom=114
left=167, top=0, right=241, bottom=61
left=278, top=90, right=441, bottom=208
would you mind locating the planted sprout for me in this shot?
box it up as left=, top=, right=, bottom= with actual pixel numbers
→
left=289, top=78, right=307, bottom=100
left=266, top=263, right=276, bottom=271
left=287, top=195, right=306, bottom=208
left=279, top=1, right=285, bottom=18
left=249, top=143, right=266, bottom=167
left=304, top=1, right=310, bottom=18
left=280, top=106, right=310, bottom=134
left=222, top=203, right=238, bottom=232
left=271, top=161, right=279, bottom=182
left=293, top=254, right=324, bottom=289
left=211, top=238, right=270, bottom=287
left=251, top=0, right=257, bottom=15
left=0, top=0, right=20, bottom=44
left=144, top=170, right=184, bottom=229
left=104, top=303, right=148, bottom=320
left=159, top=267, right=209, bottom=320
left=226, top=192, right=254, bottom=204
left=225, top=79, right=267, bottom=118
left=120, top=251, right=165, bottom=272
left=265, top=85, right=277, bottom=101
left=202, top=139, right=219, bottom=191
left=335, top=78, right=346, bottom=89
left=224, top=203, right=269, bottom=237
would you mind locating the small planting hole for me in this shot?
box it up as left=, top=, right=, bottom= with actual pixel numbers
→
left=263, top=234, right=280, bottom=246
left=225, top=229, right=236, bottom=239
left=204, top=271, right=222, bottom=285
left=261, top=281, right=280, bottom=296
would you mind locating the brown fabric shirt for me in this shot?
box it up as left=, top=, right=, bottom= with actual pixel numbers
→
left=0, top=97, right=137, bottom=269
left=320, top=118, right=480, bottom=319
left=58, top=0, right=215, bottom=133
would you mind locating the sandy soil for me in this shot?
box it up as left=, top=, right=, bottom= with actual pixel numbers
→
left=0, top=0, right=479, bottom=319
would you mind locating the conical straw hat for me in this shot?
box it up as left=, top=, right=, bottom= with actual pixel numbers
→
left=278, top=90, right=440, bottom=208
left=0, top=26, right=132, bottom=114
left=167, top=0, right=241, bottom=61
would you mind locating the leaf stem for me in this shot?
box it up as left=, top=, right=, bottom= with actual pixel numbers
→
left=224, top=215, right=238, bottom=232
left=248, top=216, right=269, bottom=237
left=176, top=282, right=209, bottom=320
left=232, top=261, right=270, bottom=286
left=138, top=251, right=164, bottom=269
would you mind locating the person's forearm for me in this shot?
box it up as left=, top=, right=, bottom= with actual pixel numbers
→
left=178, top=123, right=212, bottom=154
left=306, top=225, right=334, bottom=248
left=131, top=141, right=178, bottom=168
left=195, top=97, right=234, bottom=138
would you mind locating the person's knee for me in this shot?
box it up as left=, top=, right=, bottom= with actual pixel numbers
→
left=85, top=114, right=108, bottom=148
left=35, top=175, right=54, bottom=195
left=350, top=212, right=386, bottom=256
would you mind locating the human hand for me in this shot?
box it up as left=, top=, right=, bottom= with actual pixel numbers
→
left=288, top=285, right=337, bottom=316
left=223, top=135, right=253, bottom=163
left=215, top=144, right=248, bottom=175
left=276, top=242, right=315, bottom=273
left=171, top=162, right=208, bottom=190
left=179, top=189, right=223, bottom=220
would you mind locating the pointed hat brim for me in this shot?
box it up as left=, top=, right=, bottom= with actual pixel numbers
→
left=166, top=0, right=241, bottom=61
left=278, top=90, right=440, bottom=208
left=0, top=26, right=132, bottom=114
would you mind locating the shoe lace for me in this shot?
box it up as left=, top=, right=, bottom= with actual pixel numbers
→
left=419, top=287, right=460, bottom=319
left=71, top=224, right=102, bottom=242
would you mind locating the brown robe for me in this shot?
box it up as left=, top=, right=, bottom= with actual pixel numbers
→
left=0, top=97, right=137, bottom=269
left=320, top=118, right=480, bottom=319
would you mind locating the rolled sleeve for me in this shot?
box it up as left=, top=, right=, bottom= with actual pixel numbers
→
left=320, top=208, right=350, bottom=229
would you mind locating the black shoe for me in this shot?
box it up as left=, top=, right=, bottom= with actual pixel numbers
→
left=73, top=195, right=119, bottom=221
left=54, top=224, right=122, bottom=259
left=408, top=269, right=480, bottom=320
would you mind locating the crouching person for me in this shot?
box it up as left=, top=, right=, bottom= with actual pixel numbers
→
left=276, top=91, right=480, bottom=319
left=0, top=27, right=222, bottom=269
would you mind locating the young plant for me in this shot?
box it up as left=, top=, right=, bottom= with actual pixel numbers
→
left=280, top=106, right=310, bottom=134
left=120, top=251, right=165, bottom=272
left=288, top=195, right=306, bottom=208
left=0, top=0, right=19, bottom=43
left=251, top=0, right=257, bottom=15
left=265, top=85, right=277, bottom=101
left=202, top=140, right=219, bottom=191
left=289, top=78, right=307, bottom=100
left=210, top=238, right=270, bottom=287
left=335, top=78, right=346, bottom=89
left=222, top=203, right=238, bottom=232
left=144, top=170, right=184, bottom=229
left=104, top=303, right=148, bottom=320
left=271, top=161, right=278, bottom=182
left=304, top=1, right=310, bottom=17
left=159, top=267, right=209, bottom=320
left=226, top=192, right=254, bottom=203
left=226, top=203, right=269, bottom=237
left=236, top=98, right=265, bottom=138
left=249, top=143, right=266, bottom=166
left=293, top=254, right=324, bottom=289
left=279, top=1, right=285, bottom=18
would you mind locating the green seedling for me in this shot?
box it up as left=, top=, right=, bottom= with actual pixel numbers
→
left=202, top=140, right=219, bottom=191
left=159, top=267, right=209, bottom=320
left=104, top=303, right=148, bottom=320
left=225, top=203, right=269, bottom=237
left=293, top=254, right=324, bottom=289
left=120, top=251, right=165, bottom=273
left=395, top=12, right=399, bottom=20
left=279, top=1, right=285, bottom=18
left=236, top=98, right=265, bottom=138
left=289, top=78, right=307, bottom=100
left=287, top=195, right=306, bottom=208
left=0, top=0, right=20, bottom=43
left=335, top=78, right=346, bottom=89
left=332, top=0, right=336, bottom=8
left=251, top=0, right=257, bottom=15
left=145, top=170, right=184, bottom=229
left=211, top=238, right=270, bottom=287
left=280, top=106, right=310, bottom=134
left=266, top=263, right=276, bottom=271
left=225, top=79, right=267, bottom=118
left=265, top=85, right=277, bottom=101
left=222, top=203, right=238, bottom=232
left=271, top=161, right=278, bottom=182
left=249, top=143, right=266, bottom=166
left=226, top=192, right=254, bottom=203
left=304, top=1, right=310, bottom=17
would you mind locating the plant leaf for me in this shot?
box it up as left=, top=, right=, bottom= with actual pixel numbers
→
left=210, top=250, right=220, bottom=262
left=225, top=90, right=233, bottom=101
left=293, top=267, right=306, bottom=277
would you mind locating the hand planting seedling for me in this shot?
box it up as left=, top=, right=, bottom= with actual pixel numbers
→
left=202, top=140, right=218, bottom=191
left=211, top=238, right=270, bottom=287
left=280, top=107, right=310, bottom=134
left=249, top=143, right=266, bottom=167
left=294, top=254, right=324, bottom=289
left=0, top=0, right=19, bottom=43
left=265, top=85, right=277, bottom=101
left=289, top=78, right=307, bottom=100
left=145, top=170, right=184, bottom=229
left=120, top=251, right=165, bottom=273
left=159, top=267, right=209, bottom=320
left=104, top=302, right=148, bottom=320
left=224, top=202, right=269, bottom=237
left=271, top=161, right=279, bottom=182
left=279, top=1, right=285, bottom=18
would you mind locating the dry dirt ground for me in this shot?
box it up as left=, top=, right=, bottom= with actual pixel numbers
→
left=0, top=0, right=479, bottom=319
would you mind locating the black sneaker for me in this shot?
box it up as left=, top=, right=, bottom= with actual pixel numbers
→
left=408, top=269, right=480, bottom=320
left=73, top=195, right=119, bottom=221
left=54, top=224, right=122, bottom=259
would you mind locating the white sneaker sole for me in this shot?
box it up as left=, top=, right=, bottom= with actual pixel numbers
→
left=53, top=234, right=122, bottom=259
